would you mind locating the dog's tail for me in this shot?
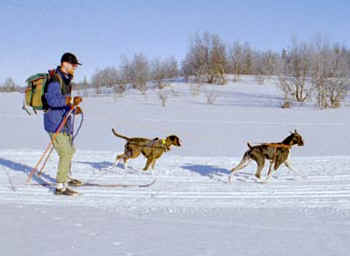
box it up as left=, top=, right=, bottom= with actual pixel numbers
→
left=112, top=128, right=130, bottom=141
left=247, top=142, right=253, bottom=149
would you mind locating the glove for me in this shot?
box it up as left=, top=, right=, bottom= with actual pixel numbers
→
left=65, top=96, right=72, bottom=105
left=73, top=96, right=83, bottom=106
left=75, top=106, right=83, bottom=115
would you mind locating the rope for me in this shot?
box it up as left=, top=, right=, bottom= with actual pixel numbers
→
left=72, top=111, right=84, bottom=143
left=71, top=111, right=75, bottom=143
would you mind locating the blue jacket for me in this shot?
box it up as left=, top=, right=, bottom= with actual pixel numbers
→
left=43, top=67, right=73, bottom=134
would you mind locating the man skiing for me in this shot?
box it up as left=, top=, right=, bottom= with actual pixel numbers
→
left=44, top=52, right=83, bottom=196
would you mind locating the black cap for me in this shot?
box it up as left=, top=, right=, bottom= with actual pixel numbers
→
left=61, top=52, right=82, bottom=65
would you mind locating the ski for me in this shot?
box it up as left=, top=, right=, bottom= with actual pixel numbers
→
left=75, top=178, right=157, bottom=188
left=28, top=178, right=156, bottom=188
left=27, top=181, right=55, bottom=188
left=26, top=181, right=81, bottom=196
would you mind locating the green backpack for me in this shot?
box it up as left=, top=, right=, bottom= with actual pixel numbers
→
left=23, top=70, right=56, bottom=114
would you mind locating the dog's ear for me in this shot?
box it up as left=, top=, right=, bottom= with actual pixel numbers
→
left=168, top=135, right=181, bottom=146
left=168, top=135, right=176, bottom=143
left=175, top=136, right=181, bottom=146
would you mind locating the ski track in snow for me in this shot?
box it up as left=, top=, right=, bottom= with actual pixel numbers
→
left=1, top=149, right=350, bottom=215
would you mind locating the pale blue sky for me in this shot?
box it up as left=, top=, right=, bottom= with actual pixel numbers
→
left=0, top=0, right=349, bottom=84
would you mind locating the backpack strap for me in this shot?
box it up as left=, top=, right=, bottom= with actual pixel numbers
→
left=48, top=69, right=55, bottom=77
left=48, top=69, right=63, bottom=85
left=47, top=69, right=68, bottom=93
left=49, top=69, right=72, bottom=95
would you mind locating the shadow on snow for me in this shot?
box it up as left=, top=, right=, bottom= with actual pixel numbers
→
left=0, top=157, right=56, bottom=184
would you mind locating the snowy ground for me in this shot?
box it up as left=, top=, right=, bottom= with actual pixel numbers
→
left=1, top=77, right=350, bottom=255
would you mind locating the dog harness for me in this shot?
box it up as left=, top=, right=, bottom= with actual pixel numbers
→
left=265, top=143, right=291, bottom=149
left=265, top=143, right=292, bottom=169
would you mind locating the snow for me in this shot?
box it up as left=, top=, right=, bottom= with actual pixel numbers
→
left=1, top=77, right=350, bottom=255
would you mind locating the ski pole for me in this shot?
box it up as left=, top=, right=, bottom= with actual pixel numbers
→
left=37, top=145, right=54, bottom=177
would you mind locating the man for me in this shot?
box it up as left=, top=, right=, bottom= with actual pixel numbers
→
left=44, top=52, right=83, bottom=196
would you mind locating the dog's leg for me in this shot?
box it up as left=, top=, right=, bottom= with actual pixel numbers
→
left=143, top=158, right=153, bottom=171
left=267, top=160, right=274, bottom=176
left=122, top=147, right=137, bottom=169
left=115, top=151, right=130, bottom=169
left=118, top=154, right=129, bottom=169
left=122, top=157, right=129, bottom=169
left=265, top=160, right=275, bottom=181
left=228, top=154, right=251, bottom=183
left=254, top=158, right=265, bottom=180
left=231, top=155, right=251, bottom=172
left=151, top=159, right=157, bottom=169
left=114, top=154, right=123, bottom=167
left=284, top=160, right=304, bottom=178
left=114, top=157, right=119, bottom=167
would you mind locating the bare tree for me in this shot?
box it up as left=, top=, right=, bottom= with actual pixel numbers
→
left=276, top=39, right=313, bottom=104
left=112, top=71, right=128, bottom=101
left=90, top=67, right=119, bottom=95
left=261, top=50, right=278, bottom=76
left=183, top=32, right=209, bottom=83
left=151, top=57, right=178, bottom=89
left=129, top=53, right=150, bottom=94
left=227, top=42, right=244, bottom=81
left=163, top=56, right=179, bottom=79
left=0, top=77, right=18, bottom=92
left=80, top=31, right=350, bottom=109
left=311, top=38, right=350, bottom=108
left=103, top=67, right=119, bottom=88
left=242, top=42, right=253, bottom=75
left=91, top=69, right=104, bottom=95
left=120, top=55, right=133, bottom=85
left=327, top=78, right=349, bottom=108
left=183, top=32, right=226, bottom=85
left=253, top=51, right=278, bottom=84
left=208, top=34, right=226, bottom=84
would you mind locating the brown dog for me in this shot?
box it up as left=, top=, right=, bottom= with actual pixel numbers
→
left=229, top=130, right=304, bottom=182
left=112, top=128, right=181, bottom=170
